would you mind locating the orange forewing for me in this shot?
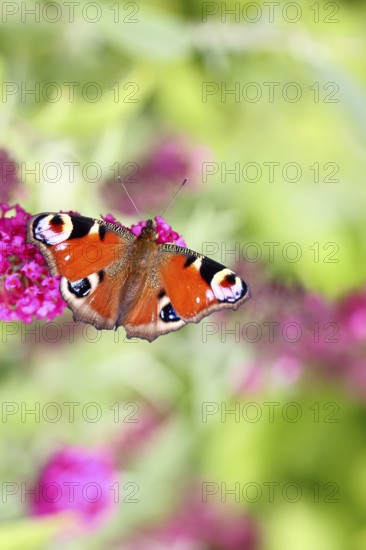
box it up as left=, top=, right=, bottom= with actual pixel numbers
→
left=49, top=231, right=125, bottom=281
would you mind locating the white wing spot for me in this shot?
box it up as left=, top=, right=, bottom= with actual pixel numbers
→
left=193, top=258, right=202, bottom=270
left=206, top=289, right=214, bottom=302
left=89, top=223, right=100, bottom=234
left=211, top=279, right=226, bottom=301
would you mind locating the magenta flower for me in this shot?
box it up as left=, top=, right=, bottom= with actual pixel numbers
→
left=338, top=289, right=366, bottom=342
left=130, top=216, right=187, bottom=247
left=101, top=212, right=124, bottom=227
left=232, top=267, right=366, bottom=396
left=102, top=136, right=212, bottom=215
left=30, top=446, right=117, bottom=528
left=0, top=203, right=66, bottom=322
left=0, top=149, right=21, bottom=203
left=102, top=213, right=187, bottom=247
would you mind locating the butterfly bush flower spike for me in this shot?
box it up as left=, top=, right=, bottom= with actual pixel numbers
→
left=102, top=213, right=186, bottom=246
left=30, top=446, right=118, bottom=529
left=103, top=136, right=213, bottom=215
left=0, top=203, right=66, bottom=322
left=130, top=216, right=187, bottom=247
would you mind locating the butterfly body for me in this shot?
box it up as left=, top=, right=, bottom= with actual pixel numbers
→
left=27, top=214, right=251, bottom=341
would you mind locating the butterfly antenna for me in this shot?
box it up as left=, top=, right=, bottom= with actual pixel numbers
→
left=118, top=176, right=143, bottom=219
left=160, top=178, right=188, bottom=218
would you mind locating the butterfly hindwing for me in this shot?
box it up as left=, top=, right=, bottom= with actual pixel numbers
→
left=60, top=269, right=125, bottom=330
left=123, top=284, right=186, bottom=341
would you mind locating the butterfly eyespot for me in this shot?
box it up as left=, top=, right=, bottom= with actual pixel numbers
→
left=160, top=303, right=181, bottom=323
left=225, top=273, right=236, bottom=285
left=33, top=214, right=74, bottom=245
left=68, top=277, right=92, bottom=298
left=211, top=271, right=246, bottom=303
left=50, top=214, right=64, bottom=226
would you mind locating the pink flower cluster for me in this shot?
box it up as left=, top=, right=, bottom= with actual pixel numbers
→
left=31, top=446, right=117, bottom=528
left=102, top=136, right=213, bottom=215
left=0, top=203, right=66, bottom=322
left=234, top=271, right=366, bottom=396
left=102, top=213, right=187, bottom=247
left=130, top=216, right=186, bottom=247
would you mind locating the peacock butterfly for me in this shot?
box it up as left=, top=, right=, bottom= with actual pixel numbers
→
left=26, top=213, right=251, bottom=341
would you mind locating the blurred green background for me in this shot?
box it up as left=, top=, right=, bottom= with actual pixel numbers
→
left=1, top=0, right=366, bottom=549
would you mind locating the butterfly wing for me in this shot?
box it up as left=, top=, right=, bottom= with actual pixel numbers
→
left=27, top=213, right=135, bottom=329
left=124, top=243, right=251, bottom=342
left=123, top=282, right=187, bottom=341
left=157, top=244, right=251, bottom=324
